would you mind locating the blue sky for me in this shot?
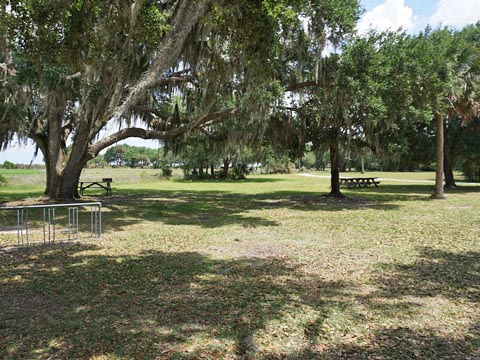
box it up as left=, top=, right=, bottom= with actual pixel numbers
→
left=2, top=0, right=480, bottom=164
left=358, top=0, right=480, bottom=34
left=363, top=0, right=439, bottom=17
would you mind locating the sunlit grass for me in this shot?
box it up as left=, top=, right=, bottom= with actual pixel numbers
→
left=1, top=170, right=479, bottom=359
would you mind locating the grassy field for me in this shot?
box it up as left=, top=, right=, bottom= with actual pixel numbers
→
left=0, top=169, right=479, bottom=359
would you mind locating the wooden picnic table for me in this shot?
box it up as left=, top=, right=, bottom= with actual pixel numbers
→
left=79, top=178, right=112, bottom=196
left=339, top=177, right=380, bottom=188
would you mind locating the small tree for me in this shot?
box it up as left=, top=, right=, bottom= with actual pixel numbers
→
left=105, top=145, right=129, bottom=167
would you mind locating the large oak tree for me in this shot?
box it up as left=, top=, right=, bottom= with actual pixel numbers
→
left=1, top=0, right=361, bottom=199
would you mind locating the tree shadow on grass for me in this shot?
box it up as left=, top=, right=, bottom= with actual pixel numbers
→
left=172, top=177, right=287, bottom=184
left=0, top=190, right=45, bottom=205
left=327, top=247, right=480, bottom=359
left=344, top=183, right=479, bottom=203
left=101, top=189, right=402, bottom=231
left=374, top=247, right=480, bottom=302
left=0, top=244, right=348, bottom=359
left=5, top=179, right=469, bottom=233
left=1, top=245, right=478, bottom=358
left=277, top=247, right=480, bottom=359
left=288, top=326, right=480, bottom=359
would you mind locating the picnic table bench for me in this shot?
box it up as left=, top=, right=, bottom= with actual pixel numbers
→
left=339, top=177, right=380, bottom=188
left=79, top=178, right=112, bottom=196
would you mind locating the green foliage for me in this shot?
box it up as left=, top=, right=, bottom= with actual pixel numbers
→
left=0, top=173, right=7, bottom=186
left=104, top=145, right=128, bottom=167
left=298, top=143, right=328, bottom=170
left=86, top=154, right=107, bottom=169
left=230, top=164, right=250, bottom=180
left=2, top=160, right=17, bottom=169
left=289, top=23, right=480, bottom=179
left=161, top=166, right=173, bottom=178
left=134, top=4, right=170, bottom=48
left=301, top=149, right=317, bottom=169
left=2, top=0, right=367, bottom=198
left=260, top=147, right=294, bottom=174
left=455, top=117, right=480, bottom=181
left=104, top=144, right=165, bottom=168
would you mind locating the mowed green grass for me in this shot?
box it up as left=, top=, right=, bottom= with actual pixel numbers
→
left=0, top=169, right=479, bottom=359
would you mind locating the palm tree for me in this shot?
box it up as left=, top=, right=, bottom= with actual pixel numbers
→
left=444, top=24, right=480, bottom=188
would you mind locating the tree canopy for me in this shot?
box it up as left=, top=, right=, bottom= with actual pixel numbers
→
left=0, top=0, right=361, bottom=198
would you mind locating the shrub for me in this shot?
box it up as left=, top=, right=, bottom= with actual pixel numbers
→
left=461, top=159, right=480, bottom=182
left=181, top=164, right=192, bottom=179
left=2, top=161, right=16, bottom=169
left=162, top=166, right=173, bottom=178
left=0, top=174, right=7, bottom=186
left=264, top=165, right=291, bottom=174
left=229, top=164, right=249, bottom=180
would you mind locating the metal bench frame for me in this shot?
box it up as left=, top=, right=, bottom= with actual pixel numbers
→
left=1, top=202, right=102, bottom=248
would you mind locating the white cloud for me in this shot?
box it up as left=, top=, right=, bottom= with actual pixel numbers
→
left=357, top=0, right=415, bottom=34
left=429, top=0, right=480, bottom=28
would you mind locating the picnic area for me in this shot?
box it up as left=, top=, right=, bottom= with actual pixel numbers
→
left=1, top=1, right=480, bottom=358
left=1, top=168, right=479, bottom=359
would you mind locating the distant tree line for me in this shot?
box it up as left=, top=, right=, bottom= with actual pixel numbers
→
left=91, top=116, right=480, bottom=184
left=0, top=161, right=44, bottom=170
left=102, top=144, right=165, bottom=169
left=87, top=142, right=297, bottom=180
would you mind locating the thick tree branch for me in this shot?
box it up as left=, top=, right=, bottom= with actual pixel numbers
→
left=111, top=0, right=212, bottom=119
left=285, top=81, right=320, bottom=92
left=88, top=107, right=240, bottom=156
left=159, top=75, right=195, bottom=86
left=0, top=63, right=16, bottom=77
left=65, top=72, right=81, bottom=81
left=130, top=0, right=146, bottom=28
left=190, top=107, right=240, bottom=130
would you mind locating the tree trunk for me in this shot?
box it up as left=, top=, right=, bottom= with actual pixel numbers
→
left=223, top=159, right=229, bottom=179
left=38, top=129, right=91, bottom=199
left=433, top=113, right=445, bottom=199
left=44, top=171, right=80, bottom=199
left=444, top=150, right=456, bottom=188
left=211, top=162, right=215, bottom=178
left=44, top=157, right=52, bottom=196
left=329, top=131, right=344, bottom=198
left=43, top=159, right=86, bottom=199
